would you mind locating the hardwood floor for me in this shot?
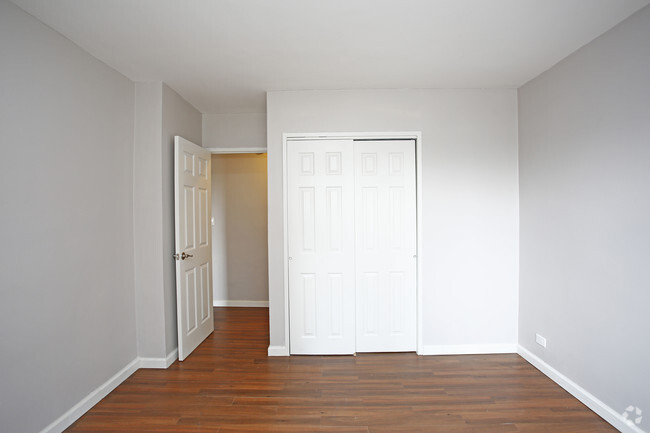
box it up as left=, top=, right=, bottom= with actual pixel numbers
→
left=66, top=307, right=615, bottom=432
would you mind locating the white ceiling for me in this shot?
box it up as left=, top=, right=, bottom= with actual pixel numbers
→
left=10, top=0, right=649, bottom=114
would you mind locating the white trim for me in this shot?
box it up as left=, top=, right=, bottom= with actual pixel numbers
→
left=205, top=147, right=267, bottom=154
left=213, top=300, right=269, bottom=307
left=282, top=131, right=424, bottom=356
left=268, top=345, right=290, bottom=356
left=284, top=131, right=421, bottom=141
left=164, top=349, right=178, bottom=367
left=39, top=350, right=183, bottom=433
left=39, top=358, right=140, bottom=433
left=282, top=133, right=290, bottom=354
left=419, top=344, right=517, bottom=356
left=518, top=345, right=645, bottom=433
left=139, top=357, right=166, bottom=369
left=415, top=134, right=424, bottom=355
left=139, top=349, right=178, bottom=369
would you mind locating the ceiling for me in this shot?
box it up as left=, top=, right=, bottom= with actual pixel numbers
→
left=10, top=0, right=649, bottom=114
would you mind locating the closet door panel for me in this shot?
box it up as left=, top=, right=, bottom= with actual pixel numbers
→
left=354, top=140, right=417, bottom=352
left=287, top=140, right=355, bottom=354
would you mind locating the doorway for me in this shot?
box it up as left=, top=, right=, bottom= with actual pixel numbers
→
left=211, top=153, right=269, bottom=307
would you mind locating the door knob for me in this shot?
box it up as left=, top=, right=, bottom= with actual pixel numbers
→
left=181, top=252, right=193, bottom=260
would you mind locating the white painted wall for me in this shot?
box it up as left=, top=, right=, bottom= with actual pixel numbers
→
left=267, top=89, right=519, bottom=353
left=0, top=2, right=136, bottom=432
left=518, top=5, right=650, bottom=427
left=211, top=154, right=269, bottom=304
left=203, top=113, right=267, bottom=149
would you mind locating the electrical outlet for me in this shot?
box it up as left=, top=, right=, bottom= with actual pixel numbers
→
left=535, top=333, right=547, bottom=348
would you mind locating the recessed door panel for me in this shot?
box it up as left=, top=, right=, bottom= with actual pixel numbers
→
left=328, top=274, right=343, bottom=337
left=185, top=268, right=197, bottom=334
left=389, top=271, right=405, bottom=334
left=326, top=152, right=342, bottom=175
left=198, top=156, right=208, bottom=180
left=301, top=273, right=317, bottom=337
left=326, top=187, right=342, bottom=251
left=299, top=153, right=314, bottom=176
left=389, top=187, right=404, bottom=249
left=361, top=272, right=379, bottom=336
left=183, top=152, right=194, bottom=174
left=183, top=186, right=195, bottom=250
left=199, top=262, right=210, bottom=323
left=361, top=187, right=379, bottom=250
left=300, top=187, right=315, bottom=252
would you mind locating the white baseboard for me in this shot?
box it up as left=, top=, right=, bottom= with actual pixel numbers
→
left=139, top=348, right=178, bottom=369
left=213, top=300, right=269, bottom=307
left=268, top=345, right=289, bottom=356
left=518, top=345, right=645, bottom=433
left=164, top=348, right=178, bottom=367
left=40, top=348, right=181, bottom=433
left=38, top=341, right=644, bottom=433
left=39, top=357, right=140, bottom=433
left=418, top=343, right=517, bottom=355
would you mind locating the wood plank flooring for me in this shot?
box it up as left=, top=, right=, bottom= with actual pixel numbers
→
left=66, top=307, right=615, bottom=432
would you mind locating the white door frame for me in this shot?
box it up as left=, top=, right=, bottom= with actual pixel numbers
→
left=282, top=131, right=424, bottom=355
left=205, top=147, right=267, bottom=154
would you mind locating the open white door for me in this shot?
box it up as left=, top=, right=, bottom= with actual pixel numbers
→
left=174, top=136, right=214, bottom=361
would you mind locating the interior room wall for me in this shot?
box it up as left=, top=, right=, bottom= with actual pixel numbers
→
left=134, top=82, right=166, bottom=359
left=0, top=2, right=137, bottom=432
left=211, top=154, right=269, bottom=304
left=203, top=113, right=267, bottom=149
left=266, top=89, right=520, bottom=354
left=518, top=5, right=650, bottom=427
left=161, top=83, right=203, bottom=355
left=133, top=82, right=202, bottom=361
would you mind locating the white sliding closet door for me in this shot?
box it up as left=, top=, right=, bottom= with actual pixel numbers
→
left=287, top=140, right=356, bottom=354
left=355, top=140, right=417, bottom=352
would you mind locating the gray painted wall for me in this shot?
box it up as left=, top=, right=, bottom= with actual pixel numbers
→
left=3, top=0, right=647, bottom=430
left=0, top=2, right=137, bottom=432
left=518, top=5, right=650, bottom=425
left=267, top=89, right=520, bottom=352
left=203, top=113, right=267, bottom=149
left=161, top=83, right=203, bottom=354
left=134, top=82, right=166, bottom=358
left=133, top=82, right=202, bottom=359
left=211, top=154, right=269, bottom=303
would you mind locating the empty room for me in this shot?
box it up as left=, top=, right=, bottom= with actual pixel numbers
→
left=0, top=1, right=648, bottom=432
